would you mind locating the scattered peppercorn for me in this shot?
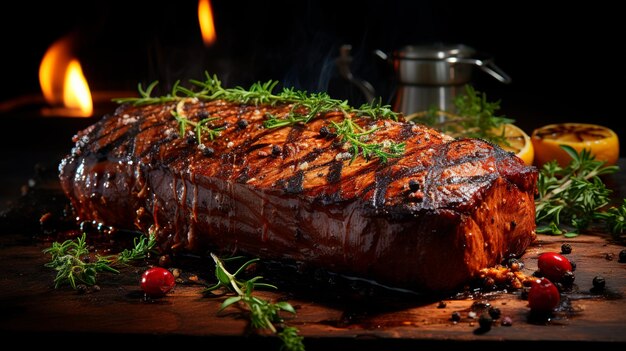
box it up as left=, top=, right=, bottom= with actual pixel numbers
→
left=408, top=179, right=420, bottom=192
left=620, top=249, right=626, bottom=263
left=592, top=276, right=606, bottom=290
left=478, top=314, right=493, bottom=330
left=76, top=284, right=88, bottom=294
left=201, top=146, right=215, bottom=157
left=488, top=307, right=501, bottom=320
left=561, top=243, right=572, bottom=254
left=319, top=126, right=330, bottom=138
left=197, top=110, right=210, bottom=119
left=605, top=253, right=615, bottom=261
left=561, top=271, right=575, bottom=286
left=271, top=145, right=282, bottom=157
left=437, top=301, right=446, bottom=308
left=501, top=316, right=513, bottom=326
left=186, top=135, right=197, bottom=145
left=451, top=311, right=461, bottom=322
left=236, top=119, right=249, bottom=129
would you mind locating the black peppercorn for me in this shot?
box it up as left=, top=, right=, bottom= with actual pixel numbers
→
left=271, top=145, right=282, bottom=157
left=592, top=276, right=606, bottom=290
left=561, top=243, right=572, bottom=254
left=186, top=135, right=197, bottom=145
left=451, top=311, right=461, bottom=322
left=437, top=301, right=446, bottom=308
left=478, top=313, right=493, bottom=330
left=561, top=271, right=575, bottom=286
left=201, top=147, right=215, bottom=157
left=488, top=307, right=501, bottom=320
left=408, top=179, right=420, bottom=192
left=76, top=284, right=88, bottom=294
left=319, top=126, right=330, bottom=137
left=197, top=110, right=210, bottom=119
left=236, top=119, right=249, bottom=129
left=620, top=249, right=626, bottom=263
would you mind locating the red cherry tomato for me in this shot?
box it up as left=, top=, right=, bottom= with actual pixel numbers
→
left=537, top=252, right=572, bottom=282
left=141, top=267, right=175, bottom=297
left=528, top=277, right=560, bottom=312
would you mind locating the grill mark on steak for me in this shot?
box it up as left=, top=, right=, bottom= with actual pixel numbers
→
left=327, top=161, right=343, bottom=184
left=59, top=99, right=538, bottom=292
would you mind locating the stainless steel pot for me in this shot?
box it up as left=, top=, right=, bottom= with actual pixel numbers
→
left=377, top=43, right=511, bottom=115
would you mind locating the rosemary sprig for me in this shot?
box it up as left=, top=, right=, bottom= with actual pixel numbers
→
left=535, top=145, right=620, bottom=237
left=204, top=253, right=304, bottom=351
left=594, top=199, right=626, bottom=235
left=115, top=72, right=403, bottom=163
left=330, top=118, right=405, bottom=164
left=172, top=111, right=224, bottom=142
left=43, top=234, right=117, bottom=289
left=410, top=85, right=514, bottom=145
left=43, top=233, right=157, bottom=289
left=116, top=233, right=158, bottom=265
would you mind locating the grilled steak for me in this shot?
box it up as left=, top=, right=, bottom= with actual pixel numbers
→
left=59, top=99, right=537, bottom=292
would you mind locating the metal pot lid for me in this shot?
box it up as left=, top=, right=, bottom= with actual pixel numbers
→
left=394, top=43, right=476, bottom=60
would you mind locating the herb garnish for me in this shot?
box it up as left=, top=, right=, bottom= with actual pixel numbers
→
left=535, top=145, right=624, bottom=238
left=204, top=253, right=304, bottom=351
left=114, top=72, right=403, bottom=163
left=409, top=85, right=514, bottom=145
left=43, top=233, right=156, bottom=289
left=330, top=118, right=405, bottom=164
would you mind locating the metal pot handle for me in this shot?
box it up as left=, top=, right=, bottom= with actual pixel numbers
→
left=448, top=57, right=512, bottom=84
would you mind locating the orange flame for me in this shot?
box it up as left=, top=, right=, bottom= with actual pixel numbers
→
left=39, top=36, right=93, bottom=117
left=198, top=0, right=217, bottom=46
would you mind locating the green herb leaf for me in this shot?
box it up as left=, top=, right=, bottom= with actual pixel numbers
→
left=535, top=145, right=622, bottom=238
left=409, top=85, right=514, bottom=145
left=115, top=72, right=403, bottom=163
left=205, top=254, right=304, bottom=351
left=44, top=232, right=157, bottom=289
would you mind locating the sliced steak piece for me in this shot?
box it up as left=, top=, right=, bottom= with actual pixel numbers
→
left=59, top=99, right=537, bottom=292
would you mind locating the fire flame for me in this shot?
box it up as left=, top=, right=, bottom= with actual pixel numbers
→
left=39, top=36, right=93, bottom=117
left=198, top=0, right=217, bottom=46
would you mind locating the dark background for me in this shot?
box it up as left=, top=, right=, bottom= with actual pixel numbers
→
left=1, top=1, right=623, bottom=128
left=0, top=0, right=623, bottom=203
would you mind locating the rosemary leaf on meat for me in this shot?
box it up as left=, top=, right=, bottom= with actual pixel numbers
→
left=43, top=232, right=157, bottom=289
left=331, top=118, right=405, bottom=164
left=409, top=85, right=514, bottom=145
left=172, top=111, right=224, bottom=142
left=535, top=145, right=622, bottom=238
left=114, top=72, right=404, bottom=163
left=114, top=72, right=397, bottom=123
left=203, top=253, right=305, bottom=351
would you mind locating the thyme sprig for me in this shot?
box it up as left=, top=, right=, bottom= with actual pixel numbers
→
left=331, top=118, right=405, bottom=164
left=535, top=145, right=621, bottom=237
left=114, top=72, right=404, bottom=163
left=116, top=233, right=158, bottom=265
left=204, top=253, right=304, bottom=351
left=409, top=85, right=514, bottom=145
left=43, top=233, right=156, bottom=289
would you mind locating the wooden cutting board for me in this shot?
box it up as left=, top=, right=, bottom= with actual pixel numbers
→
left=1, top=162, right=625, bottom=350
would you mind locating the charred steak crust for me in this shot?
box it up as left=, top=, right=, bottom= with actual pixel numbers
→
left=59, top=100, right=537, bottom=292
